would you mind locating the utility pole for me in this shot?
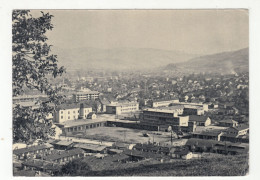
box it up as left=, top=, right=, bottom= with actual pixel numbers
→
left=123, top=130, right=126, bottom=142
left=168, top=126, right=173, bottom=146
left=171, top=131, right=173, bottom=146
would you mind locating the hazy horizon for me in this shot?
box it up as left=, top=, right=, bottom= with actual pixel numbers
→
left=31, top=9, right=248, bottom=55
left=28, top=10, right=249, bottom=72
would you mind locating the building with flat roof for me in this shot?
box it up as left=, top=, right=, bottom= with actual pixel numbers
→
left=189, top=115, right=211, bottom=126
left=61, top=119, right=107, bottom=136
left=171, top=102, right=209, bottom=112
left=151, top=98, right=179, bottom=108
left=106, top=102, right=139, bottom=115
left=53, top=103, right=92, bottom=123
left=183, top=106, right=205, bottom=115
left=142, top=108, right=189, bottom=128
left=73, top=90, right=100, bottom=102
left=13, top=95, right=48, bottom=103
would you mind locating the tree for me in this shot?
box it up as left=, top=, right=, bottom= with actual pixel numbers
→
left=202, top=145, right=208, bottom=153
left=58, top=159, right=91, bottom=176
left=191, top=145, right=196, bottom=152
left=12, top=10, right=65, bottom=143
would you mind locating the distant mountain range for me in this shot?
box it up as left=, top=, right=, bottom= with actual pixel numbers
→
left=164, top=48, right=249, bottom=74
left=52, top=47, right=199, bottom=72
left=53, top=46, right=249, bottom=74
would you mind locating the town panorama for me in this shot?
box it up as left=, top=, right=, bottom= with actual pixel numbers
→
left=12, top=10, right=249, bottom=176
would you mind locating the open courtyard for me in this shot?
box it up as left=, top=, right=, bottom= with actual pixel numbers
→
left=71, top=126, right=174, bottom=144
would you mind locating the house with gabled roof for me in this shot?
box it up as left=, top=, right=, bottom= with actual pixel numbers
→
left=13, top=143, right=54, bottom=160
left=172, top=148, right=193, bottom=160
left=193, top=130, right=224, bottom=141
left=218, top=119, right=238, bottom=127
left=72, top=143, right=107, bottom=153
left=225, top=124, right=249, bottom=135
left=42, top=148, right=85, bottom=164
left=22, top=159, right=61, bottom=175
left=50, top=140, right=74, bottom=150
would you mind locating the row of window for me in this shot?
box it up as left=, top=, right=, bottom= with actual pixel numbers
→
left=61, top=116, right=77, bottom=119
left=61, top=110, right=79, bottom=114
left=67, top=123, right=104, bottom=132
left=121, top=108, right=138, bottom=111
left=60, top=109, right=91, bottom=115
left=144, top=112, right=174, bottom=117
left=144, top=115, right=181, bottom=122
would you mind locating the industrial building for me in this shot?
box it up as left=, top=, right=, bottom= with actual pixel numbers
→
left=106, top=102, right=139, bottom=115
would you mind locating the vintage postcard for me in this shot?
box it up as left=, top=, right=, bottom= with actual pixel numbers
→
left=10, top=9, right=251, bottom=177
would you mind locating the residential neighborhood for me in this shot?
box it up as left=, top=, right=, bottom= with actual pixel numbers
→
left=11, top=9, right=250, bottom=177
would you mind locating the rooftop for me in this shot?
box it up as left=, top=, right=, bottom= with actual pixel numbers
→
left=103, top=153, right=129, bottom=162
left=62, top=119, right=107, bottom=128
left=185, top=138, right=219, bottom=147
left=56, top=103, right=92, bottom=111
left=13, top=143, right=53, bottom=155
left=108, top=149, right=124, bottom=154
left=53, top=140, right=74, bottom=146
left=219, top=119, right=238, bottom=124
left=107, top=101, right=138, bottom=107
left=124, top=149, right=166, bottom=159
left=189, top=115, right=209, bottom=122
left=184, top=105, right=204, bottom=110
left=73, top=143, right=107, bottom=152
left=193, top=130, right=223, bottom=136
left=22, top=159, right=61, bottom=171
left=231, top=124, right=249, bottom=131
left=56, top=103, right=79, bottom=111
left=153, top=98, right=179, bottom=102
left=43, top=148, right=84, bottom=161
left=173, top=148, right=191, bottom=156
left=172, top=102, right=204, bottom=106
left=143, top=106, right=184, bottom=114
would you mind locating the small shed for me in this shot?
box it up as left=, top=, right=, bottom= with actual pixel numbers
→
left=173, top=148, right=193, bottom=160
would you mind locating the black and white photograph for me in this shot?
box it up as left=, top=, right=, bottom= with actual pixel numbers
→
left=1, top=0, right=260, bottom=178
left=10, top=9, right=251, bottom=176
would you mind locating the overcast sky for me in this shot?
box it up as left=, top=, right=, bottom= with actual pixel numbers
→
left=32, top=9, right=248, bottom=54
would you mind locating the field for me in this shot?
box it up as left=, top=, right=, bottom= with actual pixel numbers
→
left=81, top=126, right=173, bottom=144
